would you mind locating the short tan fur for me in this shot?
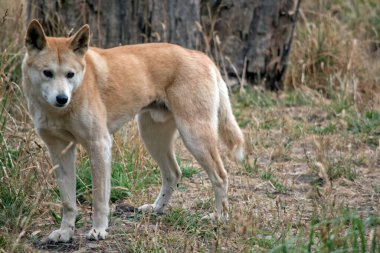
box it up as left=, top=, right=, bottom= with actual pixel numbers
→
left=22, top=20, right=244, bottom=242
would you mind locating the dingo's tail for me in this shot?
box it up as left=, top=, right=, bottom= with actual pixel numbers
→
left=218, top=77, right=245, bottom=161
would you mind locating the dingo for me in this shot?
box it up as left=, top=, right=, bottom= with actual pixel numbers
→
left=22, top=20, right=244, bottom=242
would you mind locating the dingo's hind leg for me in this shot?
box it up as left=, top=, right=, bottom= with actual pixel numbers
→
left=167, top=74, right=229, bottom=220
left=176, top=119, right=229, bottom=220
left=137, top=111, right=181, bottom=213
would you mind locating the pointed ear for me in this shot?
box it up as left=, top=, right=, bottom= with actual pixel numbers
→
left=25, top=19, right=47, bottom=52
left=69, top=25, right=90, bottom=55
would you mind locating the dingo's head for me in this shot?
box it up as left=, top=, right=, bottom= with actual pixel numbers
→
left=23, top=20, right=90, bottom=109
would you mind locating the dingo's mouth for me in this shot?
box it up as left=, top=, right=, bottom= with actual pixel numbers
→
left=55, top=103, right=66, bottom=108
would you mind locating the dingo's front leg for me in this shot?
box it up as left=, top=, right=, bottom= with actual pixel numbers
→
left=85, top=135, right=112, bottom=240
left=40, top=131, right=77, bottom=243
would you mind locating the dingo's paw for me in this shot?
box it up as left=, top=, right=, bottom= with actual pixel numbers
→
left=138, top=204, right=165, bottom=214
left=201, top=212, right=229, bottom=222
left=48, top=228, right=73, bottom=242
left=138, top=204, right=155, bottom=213
left=86, top=227, right=108, bottom=240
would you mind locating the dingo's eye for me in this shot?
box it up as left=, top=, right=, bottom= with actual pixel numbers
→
left=43, top=70, right=53, bottom=78
left=66, top=71, right=75, bottom=79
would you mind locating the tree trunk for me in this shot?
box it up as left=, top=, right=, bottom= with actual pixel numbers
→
left=27, top=0, right=201, bottom=49
left=204, top=0, right=301, bottom=90
left=26, top=0, right=300, bottom=90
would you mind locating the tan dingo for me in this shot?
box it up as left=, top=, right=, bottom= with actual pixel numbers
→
left=22, top=20, right=244, bottom=242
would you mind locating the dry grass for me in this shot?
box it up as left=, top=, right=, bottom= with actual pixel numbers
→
left=0, top=0, right=379, bottom=252
left=287, top=0, right=380, bottom=106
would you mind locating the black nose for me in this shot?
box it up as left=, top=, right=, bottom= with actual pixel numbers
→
left=56, top=94, right=68, bottom=106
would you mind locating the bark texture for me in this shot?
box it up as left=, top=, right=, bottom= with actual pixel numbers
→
left=26, top=0, right=300, bottom=90
left=27, top=0, right=201, bottom=49
left=210, top=0, right=300, bottom=90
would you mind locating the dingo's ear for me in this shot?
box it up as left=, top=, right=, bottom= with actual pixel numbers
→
left=70, top=25, right=90, bottom=55
left=25, top=19, right=47, bottom=52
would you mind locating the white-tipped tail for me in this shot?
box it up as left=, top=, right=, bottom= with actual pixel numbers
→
left=217, top=77, right=245, bottom=161
left=234, top=145, right=245, bottom=162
